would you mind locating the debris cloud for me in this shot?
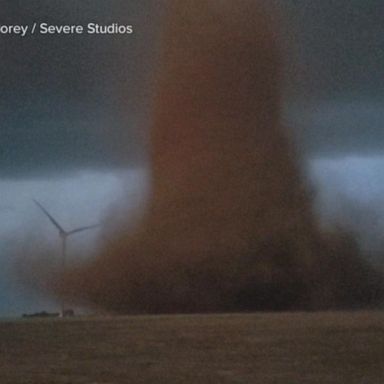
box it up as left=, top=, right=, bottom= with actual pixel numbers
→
left=54, top=0, right=383, bottom=313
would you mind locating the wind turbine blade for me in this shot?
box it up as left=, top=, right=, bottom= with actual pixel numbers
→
left=67, top=224, right=100, bottom=236
left=33, top=199, right=66, bottom=233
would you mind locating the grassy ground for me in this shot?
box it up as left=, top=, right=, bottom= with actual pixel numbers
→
left=0, top=311, right=383, bottom=383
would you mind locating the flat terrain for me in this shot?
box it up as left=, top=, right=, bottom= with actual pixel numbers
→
left=0, top=311, right=383, bottom=383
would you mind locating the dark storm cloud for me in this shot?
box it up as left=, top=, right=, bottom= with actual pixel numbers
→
left=282, top=0, right=384, bottom=99
left=287, top=101, right=384, bottom=157
left=280, top=0, right=384, bottom=156
left=0, top=1, right=161, bottom=177
left=0, top=0, right=383, bottom=177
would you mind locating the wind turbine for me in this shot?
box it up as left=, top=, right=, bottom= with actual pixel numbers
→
left=33, top=199, right=99, bottom=316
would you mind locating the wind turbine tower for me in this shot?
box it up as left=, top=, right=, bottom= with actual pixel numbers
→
left=33, top=199, right=99, bottom=317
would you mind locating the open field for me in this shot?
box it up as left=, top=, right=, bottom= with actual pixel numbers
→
left=0, top=311, right=383, bottom=383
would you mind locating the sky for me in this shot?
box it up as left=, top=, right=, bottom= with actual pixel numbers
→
left=0, top=0, right=383, bottom=316
left=280, top=0, right=384, bottom=156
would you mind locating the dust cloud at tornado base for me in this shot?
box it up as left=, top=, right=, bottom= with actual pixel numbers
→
left=33, top=1, right=383, bottom=313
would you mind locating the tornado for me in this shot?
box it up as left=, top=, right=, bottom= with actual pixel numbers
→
left=59, top=0, right=383, bottom=313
